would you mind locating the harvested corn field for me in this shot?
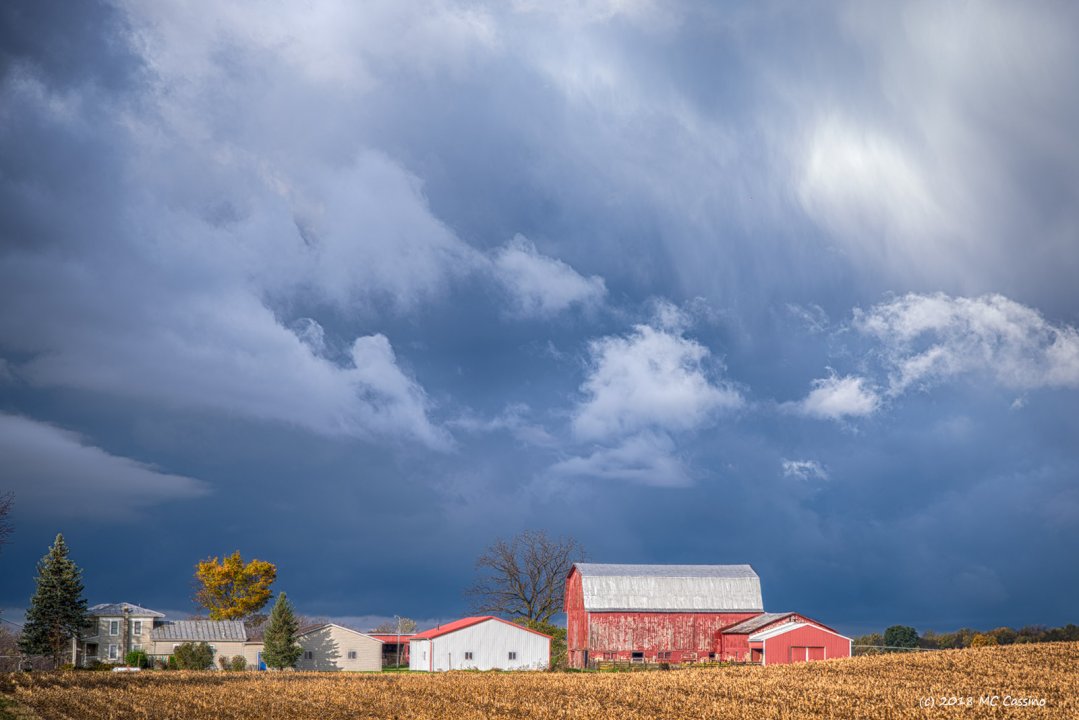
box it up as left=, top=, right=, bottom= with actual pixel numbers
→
left=2, top=642, right=1076, bottom=720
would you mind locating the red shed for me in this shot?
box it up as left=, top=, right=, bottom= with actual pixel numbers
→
left=565, top=563, right=765, bottom=668
left=748, top=622, right=851, bottom=665
left=718, top=612, right=836, bottom=662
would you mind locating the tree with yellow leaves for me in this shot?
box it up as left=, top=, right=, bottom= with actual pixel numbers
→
left=193, top=551, right=277, bottom=620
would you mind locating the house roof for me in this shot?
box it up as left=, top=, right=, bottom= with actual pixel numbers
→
left=297, top=623, right=383, bottom=643
left=722, top=613, right=796, bottom=635
left=410, top=616, right=552, bottom=641
left=151, top=620, right=247, bottom=642
left=88, top=603, right=165, bottom=618
left=573, top=563, right=764, bottom=612
left=748, top=622, right=852, bottom=642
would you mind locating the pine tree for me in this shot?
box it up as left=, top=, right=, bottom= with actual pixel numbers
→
left=261, top=592, right=302, bottom=670
left=19, top=534, right=88, bottom=666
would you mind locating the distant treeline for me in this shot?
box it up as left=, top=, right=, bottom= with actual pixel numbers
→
left=854, top=624, right=1079, bottom=651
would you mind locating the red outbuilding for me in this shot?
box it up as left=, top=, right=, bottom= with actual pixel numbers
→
left=565, top=563, right=850, bottom=668
left=747, top=621, right=852, bottom=665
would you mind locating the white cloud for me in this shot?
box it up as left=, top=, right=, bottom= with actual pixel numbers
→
left=0, top=413, right=209, bottom=519
left=572, top=316, right=743, bottom=441
left=781, top=459, right=828, bottom=481
left=449, top=403, right=558, bottom=447
left=490, top=235, right=606, bottom=318
left=548, top=431, right=690, bottom=487
left=854, top=293, right=1079, bottom=394
left=795, top=374, right=880, bottom=421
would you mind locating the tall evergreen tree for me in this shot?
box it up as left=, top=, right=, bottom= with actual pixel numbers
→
left=261, top=592, right=302, bottom=670
left=19, top=534, right=88, bottom=666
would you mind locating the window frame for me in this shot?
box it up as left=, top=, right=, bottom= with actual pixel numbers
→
left=347, top=650, right=357, bottom=660
left=508, top=651, right=517, bottom=661
left=109, top=619, right=119, bottom=636
left=108, top=644, right=118, bottom=660
left=132, top=619, right=143, bottom=636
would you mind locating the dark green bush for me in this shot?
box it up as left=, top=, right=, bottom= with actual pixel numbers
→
left=172, top=642, right=214, bottom=670
left=125, top=650, right=151, bottom=668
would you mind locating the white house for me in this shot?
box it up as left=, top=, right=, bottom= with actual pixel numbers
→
left=295, top=624, right=383, bottom=671
left=408, top=616, right=550, bottom=671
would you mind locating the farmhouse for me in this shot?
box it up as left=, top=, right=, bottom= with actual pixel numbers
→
left=565, top=563, right=849, bottom=667
left=408, top=616, right=550, bottom=671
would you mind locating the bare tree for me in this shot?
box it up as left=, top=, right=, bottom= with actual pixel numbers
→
left=372, top=617, right=417, bottom=634
left=466, top=530, right=584, bottom=623
left=0, top=491, right=12, bottom=552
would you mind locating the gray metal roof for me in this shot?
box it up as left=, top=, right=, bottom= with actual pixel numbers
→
left=151, top=620, right=247, bottom=642
left=88, top=603, right=165, bottom=618
left=574, top=563, right=764, bottom=612
left=722, top=612, right=794, bottom=634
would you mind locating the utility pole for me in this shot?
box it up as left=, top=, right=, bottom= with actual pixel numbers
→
left=394, top=615, right=402, bottom=667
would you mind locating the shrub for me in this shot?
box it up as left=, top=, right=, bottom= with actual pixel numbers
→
left=230, top=656, right=247, bottom=671
left=218, top=655, right=229, bottom=670
left=125, top=650, right=151, bottom=669
left=172, top=642, right=215, bottom=670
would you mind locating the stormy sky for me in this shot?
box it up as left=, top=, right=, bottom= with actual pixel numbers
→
left=2, top=0, right=1078, bottom=635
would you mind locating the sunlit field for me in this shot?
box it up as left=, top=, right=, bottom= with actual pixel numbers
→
left=2, top=642, right=1075, bottom=719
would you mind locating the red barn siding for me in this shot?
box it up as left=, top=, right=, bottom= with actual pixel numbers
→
left=565, top=568, right=589, bottom=668
left=760, top=625, right=850, bottom=666
left=584, top=612, right=758, bottom=665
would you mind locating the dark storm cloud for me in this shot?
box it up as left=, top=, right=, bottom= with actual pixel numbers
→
left=1, top=0, right=1077, bottom=634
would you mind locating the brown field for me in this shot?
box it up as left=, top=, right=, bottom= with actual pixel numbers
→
left=2, top=642, right=1076, bottom=720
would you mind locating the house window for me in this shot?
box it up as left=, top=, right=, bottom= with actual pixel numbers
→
left=631, top=652, right=644, bottom=662
left=347, top=650, right=357, bottom=660
left=109, top=620, right=119, bottom=636
left=464, top=652, right=473, bottom=660
left=132, top=620, right=142, bottom=636
left=108, top=644, right=118, bottom=660
left=508, top=652, right=517, bottom=660
left=658, top=651, right=671, bottom=661
left=132, top=644, right=142, bottom=652
left=303, top=651, right=313, bottom=660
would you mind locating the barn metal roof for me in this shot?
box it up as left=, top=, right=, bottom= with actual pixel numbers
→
left=88, top=603, right=165, bottom=618
left=574, top=563, right=764, bottom=612
left=151, top=620, right=247, bottom=642
left=722, top=612, right=795, bottom=634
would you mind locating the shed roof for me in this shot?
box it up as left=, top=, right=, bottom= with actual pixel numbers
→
left=151, top=620, right=247, bottom=642
left=410, top=617, right=551, bottom=641
left=573, top=563, right=763, bottom=612
left=722, top=612, right=796, bottom=635
left=88, top=603, right=165, bottom=618
left=297, top=623, right=383, bottom=643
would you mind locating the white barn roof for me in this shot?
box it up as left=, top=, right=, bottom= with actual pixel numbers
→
left=574, top=563, right=763, bottom=612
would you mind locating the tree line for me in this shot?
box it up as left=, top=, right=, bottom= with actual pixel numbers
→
left=854, top=623, right=1079, bottom=653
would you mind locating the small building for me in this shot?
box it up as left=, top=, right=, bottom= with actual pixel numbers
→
left=747, top=621, right=852, bottom=665
left=408, top=617, right=550, bottom=671
left=295, top=624, right=383, bottom=671
left=78, top=602, right=165, bottom=666
left=369, top=632, right=415, bottom=666
left=150, top=620, right=262, bottom=669
left=718, top=612, right=834, bottom=662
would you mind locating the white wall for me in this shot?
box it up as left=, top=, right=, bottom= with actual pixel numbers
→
left=429, top=620, right=549, bottom=671
left=409, top=639, right=431, bottom=671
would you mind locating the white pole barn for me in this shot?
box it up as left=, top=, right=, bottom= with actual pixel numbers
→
left=408, top=616, right=550, bottom=671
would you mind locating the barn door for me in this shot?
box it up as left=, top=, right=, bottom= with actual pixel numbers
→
left=808, top=647, right=825, bottom=661
left=790, top=646, right=809, bottom=663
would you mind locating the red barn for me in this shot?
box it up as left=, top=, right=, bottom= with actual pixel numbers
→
left=719, top=612, right=844, bottom=662
left=565, top=563, right=765, bottom=668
